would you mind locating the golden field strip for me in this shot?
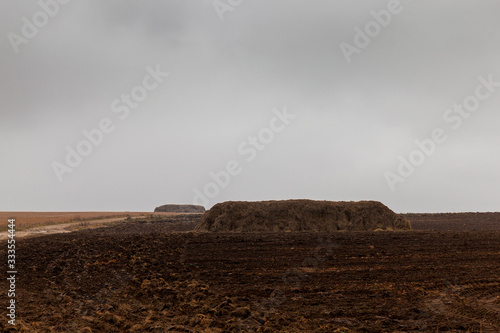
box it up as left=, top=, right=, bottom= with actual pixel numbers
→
left=0, top=212, right=175, bottom=231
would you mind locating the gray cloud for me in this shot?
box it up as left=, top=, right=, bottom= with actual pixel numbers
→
left=1, top=0, right=499, bottom=213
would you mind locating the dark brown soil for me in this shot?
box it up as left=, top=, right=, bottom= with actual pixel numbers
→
left=405, top=212, right=500, bottom=231
left=1, top=214, right=499, bottom=332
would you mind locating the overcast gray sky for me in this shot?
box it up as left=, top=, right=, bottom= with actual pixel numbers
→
left=1, top=0, right=499, bottom=213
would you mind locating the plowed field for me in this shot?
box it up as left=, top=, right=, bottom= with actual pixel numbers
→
left=1, top=214, right=499, bottom=332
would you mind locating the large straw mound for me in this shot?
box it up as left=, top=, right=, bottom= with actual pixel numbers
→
left=196, top=200, right=411, bottom=232
left=154, top=204, right=205, bottom=213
